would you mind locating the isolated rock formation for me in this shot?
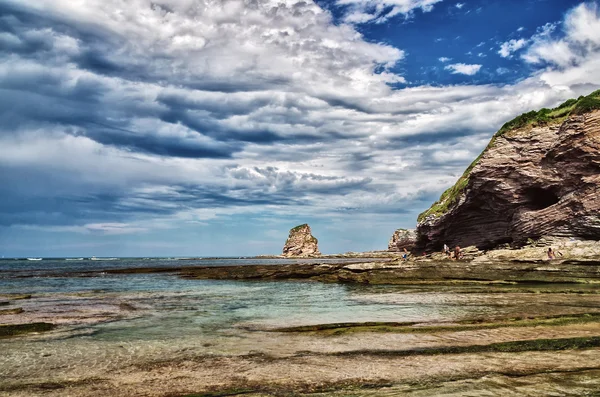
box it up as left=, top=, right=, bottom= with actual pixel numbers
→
left=417, top=91, right=600, bottom=251
left=282, top=224, right=320, bottom=257
left=387, top=229, right=417, bottom=251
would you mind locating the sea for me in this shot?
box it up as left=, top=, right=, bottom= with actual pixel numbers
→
left=0, top=257, right=496, bottom=331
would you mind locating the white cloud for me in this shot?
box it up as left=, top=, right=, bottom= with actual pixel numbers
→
left=17, top=223, right=149, bottom=235
left=455, top=3, right=465, bottom=9
left=523, top=3, right=600, bottom=67
left=444, top=63, right=482, bottom=75
left=337, top=0, right=444, bottom=24
left=432, top=149, right=472, bottom=163
left=439, top=57, right=452, bottom=62
left=498, top=38, right=528, bottom=58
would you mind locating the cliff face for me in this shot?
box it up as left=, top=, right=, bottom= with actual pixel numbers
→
left=282, top=224, right=321, bottom=257
left=417, top=91, right=600, bottom=251
left=388, top=229, right=417, bottom=251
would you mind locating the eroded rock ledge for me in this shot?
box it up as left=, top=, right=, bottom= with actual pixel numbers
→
left=104, top=240, right=600, bottom=284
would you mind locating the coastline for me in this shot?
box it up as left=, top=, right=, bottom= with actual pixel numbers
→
left=98, top=240, right=600, bottom=285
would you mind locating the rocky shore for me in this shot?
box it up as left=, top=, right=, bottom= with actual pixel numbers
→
left=99, top=239, right=600, bottom=285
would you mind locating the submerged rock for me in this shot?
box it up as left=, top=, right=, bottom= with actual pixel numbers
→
left=0, top=308, right=24, bottom=315
left=282, top=224, right=321, bottom=257
left=0, top=322, right=55, bottom=338
left=388, top=229, right=417, bottom=252
left=417, top=91, right=600, bottom=251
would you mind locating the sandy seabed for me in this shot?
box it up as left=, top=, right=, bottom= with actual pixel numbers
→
left=1, top=281, right=600, bottom=396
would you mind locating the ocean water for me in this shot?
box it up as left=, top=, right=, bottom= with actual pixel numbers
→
left=0, top=258, right=496, bottom=331
left=0, top=257, right=498, bottom=356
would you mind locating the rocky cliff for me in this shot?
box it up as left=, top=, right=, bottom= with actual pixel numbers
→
left=417, top=90, right=600, bottom=251
left=387, top=229, right=417, bottom=251
left=282, top=224, right=321, bottom=257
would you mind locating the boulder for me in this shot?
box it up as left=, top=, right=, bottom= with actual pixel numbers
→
left=282, top=224, right=321, bottom=257
left=387, top=229, right=417, bottom=251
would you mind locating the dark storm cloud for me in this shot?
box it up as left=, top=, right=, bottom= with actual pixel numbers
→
left=158, top=109, right=285, bottom=144
left=0, top=64, right=242, bottom=159
left=156, top=92, right=274, bottom=119
left=83, top=122, right=239, bottom=159
left=385, top=128, right=481, bottom=147
left=0, top=3, right=118, bottom=63
left=75, top=50, right=125, bottom=75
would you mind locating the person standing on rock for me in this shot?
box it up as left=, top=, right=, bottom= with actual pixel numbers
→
left=402, top=248, right=410, bottom=261
left=443, top=244, right=450, bottom=257
left=548, top=248, right=556, bottom=260
left=454, top=246, right=462, bottom=260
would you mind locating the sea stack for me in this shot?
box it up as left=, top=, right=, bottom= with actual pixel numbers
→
left=282, top=224, right=321, bottom=257
left=387, top=229, right=417, bottom=251
left=416, top=91, right=600, bottom=251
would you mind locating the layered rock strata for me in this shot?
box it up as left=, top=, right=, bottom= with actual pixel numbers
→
left=417, top=92, right=600, bottom=251
left=112, top=258, right=600, bottom=284
left=387, top=229, right=417, bottom=251
left=282, top=224, right=320, bottom=257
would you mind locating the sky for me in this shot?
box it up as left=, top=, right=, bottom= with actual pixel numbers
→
left=1, top=0, right=599, bottom=257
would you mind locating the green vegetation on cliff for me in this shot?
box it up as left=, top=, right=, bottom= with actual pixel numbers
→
left=289, top=223, right=318, bottom=244
left=290, top=223, right=309, bottom=233
left=417, top=89, right=600, bottom=222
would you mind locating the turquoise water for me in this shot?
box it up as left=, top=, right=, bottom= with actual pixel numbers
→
left=0, top=263, right=499, bottom=384
left=0, top=257, right=499, bottom=344
left=3, top=259, right=598, bottom=396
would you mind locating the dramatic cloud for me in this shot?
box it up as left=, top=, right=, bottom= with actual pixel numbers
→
left=498, top=38, right=528, bottom=58
left=0, top=0, right=599, bottom=255
left=444, top=63, right=482, bottom=75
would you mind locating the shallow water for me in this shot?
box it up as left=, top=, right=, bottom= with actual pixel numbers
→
left=1, top=259, right=599, bottom=396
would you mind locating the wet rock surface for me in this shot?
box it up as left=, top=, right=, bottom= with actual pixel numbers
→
left=104, top=256, right=600, bottom=284
left=417, top=108, right=600, bottom=251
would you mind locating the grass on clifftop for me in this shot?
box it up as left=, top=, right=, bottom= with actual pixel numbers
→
left=289, top=223, right=318, bottom=244
left=417, top=89, right=600, bottom=223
